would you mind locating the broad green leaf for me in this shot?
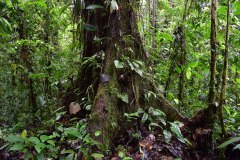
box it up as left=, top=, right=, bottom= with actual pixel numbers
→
left=123, top=157, right=132, bottom=160
left=175, top=67, right=181, bottom=74
left=65, top=153, right=74, bottom=160
left=217, top=137, right=240, bottom=149
left=28, top=137, right=40, bottom=144
left=218, top=6, right=227, bottom=15
left=118, top=93, right=129, bottom=103
left=94, top=131, right=101, bottom=137
left=91, top=153, right=104, bottom=160
left=86, top=4, right=104, bottom=10
left=158, top=117, right=166, bottom=126
left=159, top=33, right=173, bottom=41
left=40, top=135, right=49, bottom=143
left=149, top=122, right=161, bottom=127
left=118, top=151, right=125, bottom=158
left=4, top=135, right=24, bottom=143
left=183, top=138, right=192, bottom=145
left=53, top=132, right=60, bottom=138
left=135, top=68, right=143, bottom=76
left=186, top=69, right=192, bottom=79
left=141, top=113, right=149, bottom=123
left=188, top=62, right=198, bottom=68
left=128, top=61, right=135, bottom=70
left=148, top=107, right=166, bottom=117
left=124, top=112, right=139, bottom=119
left=132, top=61, right=140, bottom=68
left=170, top=122, right=185, bottom=143
left=21, top=130, right=27, bottom=139
left=46, top=140, right=55, bottom=146
left=231, top=65, right=237, bottom=72
left=9, top=143, right=25, bottom=151
left=114, top=60, right=124, bottom=68
left=236, top=78, right=240, bottom=84
left=61, top=149, right=75, bottom=154
left=56, top=111, right=67, bottom=121
left=0, top=17, right=12, bottom=36
left=34, top=143, right=46, bottom=153
left=5, top=0, right=13, bottom=7
left=233, top=3, right=240, bottom=16
left=134, top=60, right=144, bottom=66
left=137, top=108, right=145, bottom=114
left=149, top=122, right=162, bottom=130
left=65, top=128, right=83, bottom=139
left=45, top=144, right=54, bottom=151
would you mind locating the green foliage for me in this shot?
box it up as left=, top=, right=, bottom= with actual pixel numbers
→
left=5, top=130, right=58, bottom=159
left=3, top=110, right=105, bottom=159
left=0, top=0, right=240, bottom=158
left=217, top=137, right=240, bottom=149
left=116, top=145, right=132, bottom=160
left=0, top=0, right=78, bottom=125
left=114, top=56, right=145, bottom=77
left=169, top=122, right=191, bottom=145
left=125, top=107, right=190, bottom=145
left=0, top=17, right=12, bottom=36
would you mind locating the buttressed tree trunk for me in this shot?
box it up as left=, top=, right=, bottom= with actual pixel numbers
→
left=64, top=0, right=188, bottom=147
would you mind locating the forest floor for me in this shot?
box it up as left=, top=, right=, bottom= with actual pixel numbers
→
left=0, top=112, right=239, bottom=160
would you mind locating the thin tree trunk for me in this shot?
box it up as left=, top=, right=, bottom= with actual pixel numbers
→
left=178, top=0, right=188, bottom=110
left=18, top=9, right=37, bottom=114
left=165, top=0, right=188, bottom=108
left=208, top=0, right=217, bottom=120
left=44, top=5, right=52, bottom=112
left=164, top=60, right=175, bottom=97
left=207, top=0, right=218, bottom=151
left=72, top=0, right=81, bottom=43
left=151, top=0, right=155, bottom=49
left=218, top=0, right=230, bottom=140
left=234, top=68, right=239, bottom=106
left=164, top=0, right=175, bottom=97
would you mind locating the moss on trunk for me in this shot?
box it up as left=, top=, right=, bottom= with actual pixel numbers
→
left=87, top=0, right=188, bottom=146
left=64, top=0, right=188, bottom=147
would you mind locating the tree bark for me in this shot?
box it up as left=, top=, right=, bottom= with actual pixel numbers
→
left=206, top=0, right=218, bottom=151
left=18, top=8, right=37, bottom=114
left=62, top=0, right=107, bottom=107
left=63, top=0, right=188, bottom=147
left=218, top=0, right=231, bottom=140
left=44, top=4, right=52, bottom=112
left=82, top=0, right=187, bottom=147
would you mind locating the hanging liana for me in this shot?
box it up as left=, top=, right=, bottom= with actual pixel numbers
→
left=110, top=0, right=119, bottom=13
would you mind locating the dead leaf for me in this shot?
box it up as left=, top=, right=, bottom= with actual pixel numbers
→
left=69, top=102, right=81, bottom=115
left=139, top=134, right=156, bottom=150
